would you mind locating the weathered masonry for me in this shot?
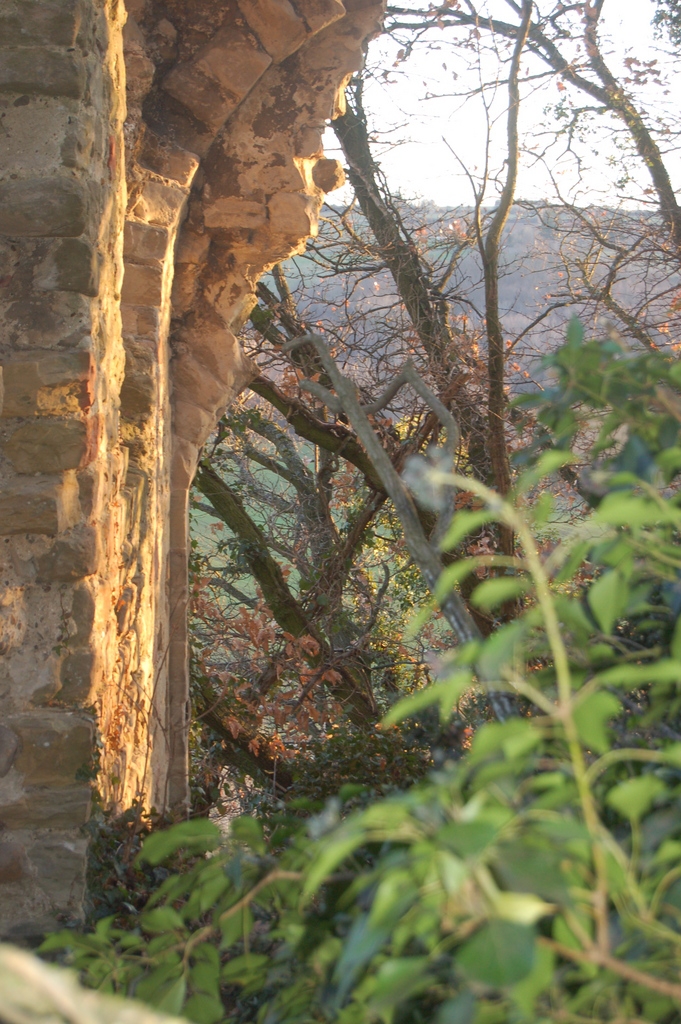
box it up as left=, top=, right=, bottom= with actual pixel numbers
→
left=0, top=0, right=383, bottom=936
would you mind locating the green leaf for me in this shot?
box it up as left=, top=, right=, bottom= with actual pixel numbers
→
left=477, top=619, right=529, bottom=678
left=572, top=691, right=621, bottom=754
left=140, top=907, right=185, bottom=934
left=457, top=921, right=535, bottom=987
left=190, top=960, right=220, bottom=999
left=304, top=827, right=365, bottom=896
left=219, top=905, right=252, bottom=949
left=662, top=743, right=681, bottom=768
left=470, top=720, right=540, bottom=763
left=566, top=317, right=584, bottom=348
left=138, top=820, right=221, bottom=866
left=230, top=816, right=265, bottom=854
left=495, top=840, right=570, bottom=903
left=552, top=914, right=582, bottom=951
left=220, top=953, right=269, bottom=985
left=514, top=450, right=576, bottom=497
left=588, top=570, right=628, bottom=635
left=671, top=616, right=681, bottom=661
left=437, top=821, right=499, bottom=858
left=656, top=446, right=681, bottom=479
left=532, top=491, right=554, bottom=527
left=492, top=892, right=554, bottom=925
left=471, top=577, right=529, bottom=612
left=369, top=869, right=418, bottom=928
left=606, top=775, right=666, bottom=820
left=511, top=942, right=554, bottom=1018
left=332, top=913, right=390, bottom=1006
left=594, top=493, right=681, bottom=528
left=368, top=957, right=430, bottom=1014
left=183, top=994, right=225, bottom=1024
left=361, top=802, right=412, bottom=830
left=435, top=559, right=482, bottom=599
left=440, top=510, right=495, bottom=551
left=196, top=872, right=231, bottom=914
left=436, top=851, right=468, bottom=894
left=435, top=993, right=475, bottom=1024
left=593, top=659, right=681, bottom=688
left=554, top=540, right=591, bottom=584
left=381, top=671, right=471, bottom=728
left=156, top=977, right=187, bottom=1015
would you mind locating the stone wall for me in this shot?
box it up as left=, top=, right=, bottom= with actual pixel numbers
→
left=0, top=0, right=383, bottom=936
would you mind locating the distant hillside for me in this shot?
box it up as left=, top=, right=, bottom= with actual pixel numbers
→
left=273, top=203, right=677, bottom=390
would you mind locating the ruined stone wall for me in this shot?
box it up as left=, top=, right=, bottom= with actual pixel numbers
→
left=0, top=0, right=383, bottom=936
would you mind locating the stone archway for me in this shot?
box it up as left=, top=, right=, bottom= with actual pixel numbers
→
left=0, top=0, right=383, bottom=937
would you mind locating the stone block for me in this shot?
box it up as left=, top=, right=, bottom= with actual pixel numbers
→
left=238, top=0, right=306, bottom=61
left=34, top=350, right=93, bottom=389
left=0, top=1, right=81, bottom=47
left=0, top=587, right=26, bottom=656
left=4, top=292, right=91, bottom=349
left=0, top=350, right=93, bottom=419
left=203, top=198, right=267, bottom=231
left=0, top=98, right=73, bottom=177
left=35, top=524, right=101, bottom=582
left=125, top=50, right=155, bottom=107
left=312, top=157, right=345, bottom=193
left=0, top=727, right=19, bottom=779
left=172, top=350, right=230, bottom=409
left=179, top=326, right=250, bottom=389
left=34, top=238, right=99, bottom=297
left=149, top=17, right=178, bottom=62
left=121, top=261, right=164, bottom=306
left=59, top=646, right=101, bottom=704
left=121, top=304, right=160, bottom=341
left=121, top=465, right=147, bottom=543
left=172, top=399, right=216, bottom=446
left=131, top=182, right=187, bottom=227
left=119, top=340, right=156, bottom=421
left=0, top=178, right=87, bottom=237
left=0, top=841, right=27, bottom=884
left=2, top=644, right=62, bottom=706
left=115, top=582, right=137, bottom=635
left=170, top=263, right=199, bottom=314
left=123, top=221, right=168, bottom=262
left=75, top=462, right=98, bottom=519
left=170, top=436, right=199, bottom=492
left=297, top=0, right=346, bottom=33
left=162, top=64, right=232, bottom=133
left=122, top=13, right=146, bottom=48
left=4, top=418, right=94, bottom=474
left=10, top=712, right=94, bottom=787
left=267, top=190, right=318, bottom=239
left=69, top=582, right=96, bottom=643
left=0, top=48, right=85, bottom=99
left=138, top=133, right=199, bottom=187
left=169, top=488, right=188, bottom=549
left=0, top=784, right=91, bottom=828
left=0, top=473, right=79, bottom=536
left=162, top=29, right=271, bottom=132
left=28, top=835, right=88, bottom=903
left=295, top=126, right=323, bottom=158
left=174, top=228, right=210, bottom=265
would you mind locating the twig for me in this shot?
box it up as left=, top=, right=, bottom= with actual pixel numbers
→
left=540, top=937, right=681, bottom=1002
left=218, top=871, right=303, bottom=924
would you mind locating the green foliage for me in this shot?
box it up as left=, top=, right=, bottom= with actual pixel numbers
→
left=44, top=325, right=681, bottom=1022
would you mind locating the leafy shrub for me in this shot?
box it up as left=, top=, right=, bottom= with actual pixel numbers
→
left=44, top=323, right=681, bottom=1023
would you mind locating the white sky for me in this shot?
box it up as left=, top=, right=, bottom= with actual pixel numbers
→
left=323, top=0, right=680, bottom=210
